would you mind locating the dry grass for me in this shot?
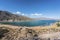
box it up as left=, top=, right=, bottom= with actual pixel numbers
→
left=0, top=23, right=60, bottom=40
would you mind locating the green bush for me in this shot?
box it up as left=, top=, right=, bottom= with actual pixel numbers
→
left=57, top=21, right=60, bottom=27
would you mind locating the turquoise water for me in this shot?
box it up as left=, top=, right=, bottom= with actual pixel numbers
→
left=0, top=20, right=57, bottom=27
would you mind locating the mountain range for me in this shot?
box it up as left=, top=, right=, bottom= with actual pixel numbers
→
left=0, top=11, right=58, bottom=22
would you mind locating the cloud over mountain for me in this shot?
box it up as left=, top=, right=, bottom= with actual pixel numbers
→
left=16, top=11, right=25, bottom=15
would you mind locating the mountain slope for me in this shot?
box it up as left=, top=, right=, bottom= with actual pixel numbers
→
left=0, top=11, right=32, bottom=21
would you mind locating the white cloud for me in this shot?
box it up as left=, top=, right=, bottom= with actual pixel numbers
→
left=15, top=11, right=25, bottom=15
left=15, top=11, right=43, bottom=18
left=28, top=13, right=43, bottom=18
left=16, top=11, right=21, bottom=14
left=31, top=13, right=42, bottom=16
left=21, top=13, right=25, bottom=15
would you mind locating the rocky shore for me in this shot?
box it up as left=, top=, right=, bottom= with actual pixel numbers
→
left=0, top=24, right=60, bottom=40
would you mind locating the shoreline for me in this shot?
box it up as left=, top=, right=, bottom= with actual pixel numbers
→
left=0, top=22, right=58, bottom=30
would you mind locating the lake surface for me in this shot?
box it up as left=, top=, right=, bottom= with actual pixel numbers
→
left=0, top=20, right=57, bottom=27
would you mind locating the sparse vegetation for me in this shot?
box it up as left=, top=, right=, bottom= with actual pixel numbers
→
left=0, top=24, right=60, bottom=40
left=56, top=21, right=60, bottom=27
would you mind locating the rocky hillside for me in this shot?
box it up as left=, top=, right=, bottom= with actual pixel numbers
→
left=0, top=11, right=32, bottom=22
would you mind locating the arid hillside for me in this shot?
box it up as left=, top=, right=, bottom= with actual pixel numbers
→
left=0, top=11, right=32, bottom=22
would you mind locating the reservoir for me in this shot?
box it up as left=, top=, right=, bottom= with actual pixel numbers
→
left=0, top=20, right=57, bottom=27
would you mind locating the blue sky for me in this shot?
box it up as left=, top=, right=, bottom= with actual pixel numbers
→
left=0, top=0, right=60, bottom=19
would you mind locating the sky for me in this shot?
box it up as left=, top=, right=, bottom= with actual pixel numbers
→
left=0, top=0, right=60, bottom=19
